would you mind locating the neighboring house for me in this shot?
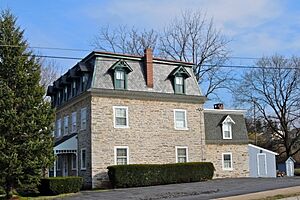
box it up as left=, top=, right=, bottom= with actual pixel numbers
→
left=248, top=144, right=278, bottom=178
left=46, top=49, right=207, bottom=188
left=204, top=105, right=250, bottom=178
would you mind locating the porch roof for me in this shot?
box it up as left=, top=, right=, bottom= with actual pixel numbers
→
left=54, top=133, right=77, bottom=154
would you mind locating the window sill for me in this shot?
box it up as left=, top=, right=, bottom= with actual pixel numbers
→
left=80, top=168, right=86, bottom=171
left=114, top=126, right=130, bottom=129
left=174, top=128, right=189, bottom=131
left=222, top=168, right=233, bottom=171
left=222, top=138, right=232, bottom=140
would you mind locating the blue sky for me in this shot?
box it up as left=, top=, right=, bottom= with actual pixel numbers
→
left=1, top=0, right=300, bottom=107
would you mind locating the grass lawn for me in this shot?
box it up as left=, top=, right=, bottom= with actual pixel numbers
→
left=256, top=192, right=300, bottom=200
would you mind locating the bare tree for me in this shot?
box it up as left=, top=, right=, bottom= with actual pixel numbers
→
left=158, top=11, right=230, bottom=97
left=92, top=10, right=231, bottom=98
left=92, top=25, right=158, bottom=55
left=235, top=55, right=300, bottom=160
left=40, top=59, right=61, bottom=97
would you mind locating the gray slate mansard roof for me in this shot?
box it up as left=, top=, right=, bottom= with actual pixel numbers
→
left=204, top=109, right=249, bottom=144
left=91, top=52, right=202, bottom=96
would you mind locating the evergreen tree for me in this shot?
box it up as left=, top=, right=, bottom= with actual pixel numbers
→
left=0, top=10, right=54, bottom=198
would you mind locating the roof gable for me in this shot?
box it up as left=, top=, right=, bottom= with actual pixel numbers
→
left=109, top=59, right=133, bottom=73
left=222, top=115, right=235, bottom=124
left=169, top=66, right=191, bottom=78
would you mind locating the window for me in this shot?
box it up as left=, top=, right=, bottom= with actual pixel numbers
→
left=222, top=116, right=235, bottom=139
left=223, top=122, right=232, bottom=139
left=81, top=74, right=88, bottom=92
left=222, top=153, right=233, bottom=170
left=71, top=154, right=77, bottom=170
left=175, top=76, right=184, bottom=94
left=115, top=70, right=125, bottom=89
left=169, top=66, right=190, bottom=94
left=56, top=156, right=61, bottom=171
left=72, top=81, right=76, bottom=97
left=176, top=146, right=188, bottom=163
left=174, top=109, right=187, bottom=129
left=57, top=92, right=61, bottom=104
left=110, top=60, right=133, bottom=90
left=81, top=148, right=86, bottom=170
left=64, top=115, right=69, bottom=135
left=71, top=112, right=77, bottom=133
left=64, top=86, right=68, bottom=101
left=81, top=108, right=87, bottom=130
left=56, top=118, right=61, bottom=137
left=114, top=106, right=129, bottom=128
left=114, top=146, right=129, bottom=165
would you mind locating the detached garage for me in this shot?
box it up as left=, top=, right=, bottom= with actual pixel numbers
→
left=248, top=144, right=278, bottom=178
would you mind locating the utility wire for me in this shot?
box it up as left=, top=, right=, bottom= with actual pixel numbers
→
left=0, top=44, right=261, bottom=60
left=1, top=44, right=299, bottom=69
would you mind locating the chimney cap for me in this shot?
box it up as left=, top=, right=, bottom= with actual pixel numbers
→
left=214, top=103, right=224, bottom=109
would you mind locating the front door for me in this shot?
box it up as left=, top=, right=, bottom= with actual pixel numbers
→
left=63, top=155, right=68, bottom=177
left=257, top=153, right=267, bottom=177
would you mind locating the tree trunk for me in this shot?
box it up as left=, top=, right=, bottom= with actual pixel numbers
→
left=5, top=182, right=13, bottom=200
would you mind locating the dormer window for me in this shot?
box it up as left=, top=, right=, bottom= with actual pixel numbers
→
left=109, top=59, right=133, bottom=90
left=169, top=66, right=191, bottom=94
left=57, top=92, right=61, bottom=104
left=115, top=70, right=125, bottom=89
left=64, top=86, right=68, bottom=101
left=81, top=74, right=88, bottom=92
left=175, top=76, right=184, bottom=94
left=72, top=81, right=76, bottom=97
left=222, top=115, right=235, bottom=139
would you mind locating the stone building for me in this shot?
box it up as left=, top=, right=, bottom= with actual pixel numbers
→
left=204, top=105, right=249, bottom=178
left=47, top=49, right=207, bottom=188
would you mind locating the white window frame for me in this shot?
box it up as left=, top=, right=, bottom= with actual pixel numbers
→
left=222, top=152, right=233, bottom=170
left=56, top=118, right=61, bottom=137
left=71, top=112, right=77, bottom=133
left=113, top=106, right=129, bottom=128
left=71, top=154, right=77, bottom=170
left=81, top=107, right=87, bottom=130
left=174, top=109, right=188, bottom=130
left=80, top=148, right=87, bottom=170
left=63, top=115, right=69, bottom=135
left=222, top=116, right=235, bottom=139
left=175, top=146, right=188, bottom=163
left=114, top=146, right=129, bottom=165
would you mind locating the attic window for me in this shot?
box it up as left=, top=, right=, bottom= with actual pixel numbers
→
left=169, top=66, right=191, bottom=94
left=109, top=60, right=133, bottom=90
left=222, top=115, right=235, bottom=139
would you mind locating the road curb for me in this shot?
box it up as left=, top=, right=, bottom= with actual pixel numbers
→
left=214, top=186, right=300, bottom=200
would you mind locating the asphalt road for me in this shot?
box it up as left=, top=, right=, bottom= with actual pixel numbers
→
left=60, top=177, right=300, bottom=200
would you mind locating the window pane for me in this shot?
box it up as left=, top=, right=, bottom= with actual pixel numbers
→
left=175, top=111, right=186, bottom=128
left=175, top=76, right=183, bottom=85
left=117, top=149, right=127, bottom=157
left=116, top=108, right=126, bottom=117
left=116, top=71, right=125, bottom=80
left=177, top=148, right=187, bottom=163
left=223, top=154, right=232, bottom=169
left=116, top=148, right=127, bottom=165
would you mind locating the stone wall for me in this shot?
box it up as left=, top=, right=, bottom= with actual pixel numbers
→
left=90, top=96, right=205, bottom=188
left=55, top=95, right=92, bottom=188
left=206, top=144, right=249, bottom=178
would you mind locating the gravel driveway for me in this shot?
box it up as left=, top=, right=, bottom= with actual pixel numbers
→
left=60, top=177, right=300, bottom=200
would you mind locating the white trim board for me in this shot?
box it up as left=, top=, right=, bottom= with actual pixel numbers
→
left=248, top=144, right=278, bottom=155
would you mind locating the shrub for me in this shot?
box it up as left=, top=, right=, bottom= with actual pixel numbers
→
left=107, top=162, right=214, bottom=188
left=294, top=168, right=300, bottom=176
left=38, top=176, right=83, bottom=195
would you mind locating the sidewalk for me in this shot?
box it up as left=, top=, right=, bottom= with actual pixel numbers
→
left=215, top=186, right=300, bottom=200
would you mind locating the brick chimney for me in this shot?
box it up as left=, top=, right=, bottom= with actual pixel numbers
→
left=144, top=48, right=153, bottom=88
left=214, top=103, right=224, bottom=109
